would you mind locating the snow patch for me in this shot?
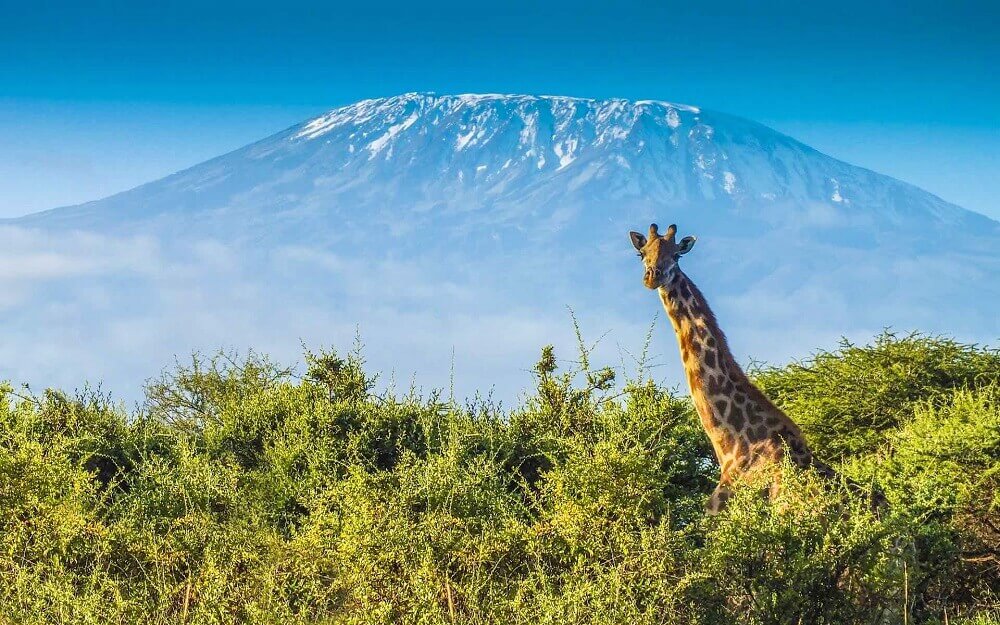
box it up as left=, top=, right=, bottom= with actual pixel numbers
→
left=596, top=125, right=629, bottom=145
left=554, top=138, right=579, bottom=169
left=723, top=171, right=737, bottom=194
left=830, top=178, right=847, bottom=203
left=456, top=128, right=476, bottom=151
left=295, top=98, right=382, bottom=140
left=519, top=113, right=538, bottom=147
left=666, top=108, right=681, bottom=129
left=635, top=100, right=700, bottom=114
left=367, top=111, right=418, bottom=157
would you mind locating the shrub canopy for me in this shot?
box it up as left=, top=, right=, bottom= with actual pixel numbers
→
left=0, top=332, right=997, bottom=624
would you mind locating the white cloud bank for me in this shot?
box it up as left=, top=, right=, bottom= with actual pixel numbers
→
left=2, top=221, right=995, bottom=407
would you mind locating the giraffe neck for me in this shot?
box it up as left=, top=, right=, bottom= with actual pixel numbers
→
left=657, top=268, right=755, bottom=455
left=657, top=268, right=820, bottom=491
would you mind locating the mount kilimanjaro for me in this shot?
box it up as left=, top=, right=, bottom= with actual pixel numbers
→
left=2, top=93, right=997, bottom=400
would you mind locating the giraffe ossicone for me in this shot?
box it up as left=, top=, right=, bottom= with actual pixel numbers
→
left=629, top=222, right=840, bottom=514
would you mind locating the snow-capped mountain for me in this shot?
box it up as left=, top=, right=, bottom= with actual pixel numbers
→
left=20, top=93, right=993, bottom=237
left=2, top=93, right=998, bottom=401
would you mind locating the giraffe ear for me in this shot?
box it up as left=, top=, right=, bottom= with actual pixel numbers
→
left=629, top=231, right=647, bottom=251
left=677, top=236, right=697, bottom=255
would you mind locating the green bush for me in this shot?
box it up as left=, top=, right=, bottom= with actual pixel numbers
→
left=0, top=334, right=997, bottom=624
left=753, top=331, right=1000, bottom=459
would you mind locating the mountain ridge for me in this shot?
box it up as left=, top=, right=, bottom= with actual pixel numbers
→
left=11, top=92, right=996, bottom=234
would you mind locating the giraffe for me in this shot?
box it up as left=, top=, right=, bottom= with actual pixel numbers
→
left=629, top=223, right=839, bottom=514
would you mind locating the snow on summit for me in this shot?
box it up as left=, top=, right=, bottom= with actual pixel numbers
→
left=0, top=92, right=997, bottom=405
left=15, top=92, right=992, bottom=235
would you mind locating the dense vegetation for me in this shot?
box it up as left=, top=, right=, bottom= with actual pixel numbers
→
left=1, top=332, right=997, bottom=624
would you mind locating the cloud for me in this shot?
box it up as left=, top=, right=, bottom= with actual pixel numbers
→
left=0, top=226, right=160, bottom=283
left=0, top=222, right=996, bottom=407
left=0, top=226, right=640, bottom=404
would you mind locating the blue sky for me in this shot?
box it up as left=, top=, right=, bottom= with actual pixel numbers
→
left=1, top=0, right=997, bottom=218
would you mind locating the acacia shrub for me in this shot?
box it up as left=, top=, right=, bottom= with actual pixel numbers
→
left=0, top=336, right=997, bottom=624
left=752, top=331, right=1000, bottom=459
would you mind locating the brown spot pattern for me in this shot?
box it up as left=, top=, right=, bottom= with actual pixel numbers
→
left=647, top=262, right=825, bottom=513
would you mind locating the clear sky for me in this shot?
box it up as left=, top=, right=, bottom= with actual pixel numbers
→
left=1, top=0, right=997, bottom=219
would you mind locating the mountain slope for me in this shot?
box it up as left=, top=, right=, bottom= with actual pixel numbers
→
left=2, top=93, right=997, bottom=401
left=16, top=93, right=993, bottom=236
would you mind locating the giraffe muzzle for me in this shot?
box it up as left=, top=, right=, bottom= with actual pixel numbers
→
left=644, top=267, right=663, bottom=289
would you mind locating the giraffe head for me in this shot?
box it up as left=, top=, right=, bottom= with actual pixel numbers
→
left=629, top=223, right=697, bottom=289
